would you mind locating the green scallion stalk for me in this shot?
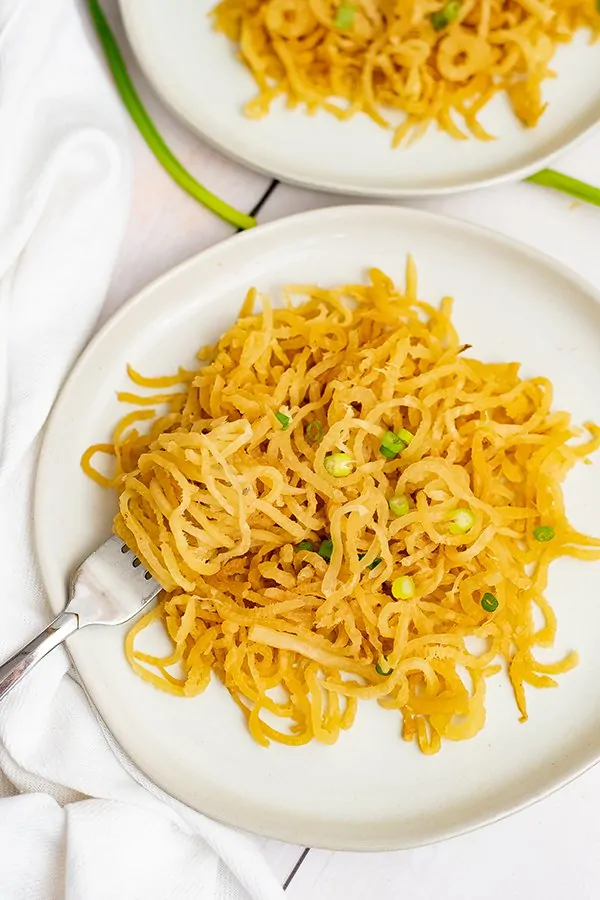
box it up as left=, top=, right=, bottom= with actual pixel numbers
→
left=358, top=553, right=383, bottom=570
left=481, top=592, right=499, bottom=612
left=533, top=525, right=555, bottom=542
left=430, top=0, right=461, bottom=29
left=391, top=575, right=415, bottom=599
left=305, top=421, right=323, bottom=443
left=87, top=0, right=255, bottom=230
left=526, top=169, right=600, bottom=210
left=297, top=540, right=314, bottom=552
left=324, top=453, right=354, bottom=477
left=318, top=538, right=334, bottom=561
left=275, top=411, right=290, bottom=430
left=397, top=428, right=415, bottom=445
left=380, top=430, right=409, bottom=460
left=447, top=507, right=476, bottom=535
left=389, top=494, right=410, bottom=517
left=375, top=656, right=393, bottom=676
left=334, top=2, right=357, bottom=28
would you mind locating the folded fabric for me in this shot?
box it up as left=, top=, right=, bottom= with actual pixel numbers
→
left=0, top=2, right=283, bottom=898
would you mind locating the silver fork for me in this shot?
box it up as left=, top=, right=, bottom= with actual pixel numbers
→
left=0, top=535, right=161, bottom=702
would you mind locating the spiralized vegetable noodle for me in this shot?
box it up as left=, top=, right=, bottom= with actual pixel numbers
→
left=83, top=261, right=600, bottom=753
left=211, top=0, right=600, bottom=145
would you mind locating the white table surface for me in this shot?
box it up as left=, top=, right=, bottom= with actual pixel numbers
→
left=98, top=2, right=600, bottom=894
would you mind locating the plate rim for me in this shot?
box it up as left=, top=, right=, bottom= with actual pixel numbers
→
left=118, top=0, right=600, bottom=199
left=34, top=203, right=600, bottom=850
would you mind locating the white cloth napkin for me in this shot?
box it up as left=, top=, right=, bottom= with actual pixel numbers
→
left=0, top=2, right=283, bottom=898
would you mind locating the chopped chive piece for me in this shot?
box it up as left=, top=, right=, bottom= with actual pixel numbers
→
left=318, top=539, right=334, bottom=561
left=275, top=410, right=290, bottom=430
left=381, top=430, right=407, bottom=454
left=380, top=430, right=408, bottom=460
left=375, top=656, right=393, bottom=676
left=324, top=452, right=354, bottom=477
left=397, top=428, right=415, bottom=445
left=430, top=0, right=461, bottom=29
left=533, top=525, right=555, bottom=542
left=333, top=2, right=356, bottom=28
left=391, top=575, right=415, bottom=599
left=358, top=553, right=383, bottom=570
left=447, top=507, right=476, bottom=535
left=87, top=0, right=255, bottom=230
left=305, top=420, right=323, bottom=443
left=297, top=540, right=314, bottom=552
left=389, top=494, right=410, bottom=517
left=481, top=592, right=499, bottom=612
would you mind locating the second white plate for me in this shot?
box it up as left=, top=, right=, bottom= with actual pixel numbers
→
left=36, top=206, right=600, bottom=849
left=119, top=0, right=600, bottom=197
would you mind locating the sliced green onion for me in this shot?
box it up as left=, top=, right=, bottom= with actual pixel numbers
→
left=324, top=453, right=354, bottom=477
left=305, top=421, right=323, bottom=443
left=358, top=553, right=383, bottom=570
left=533, top=525, right=555, bottom=542
left=430, top=9, right=447, bottom=27
left=430, top=0, right=461, bottom=29
left=381, top=430, right=406, bottom=454
left=447, top=507, right=476, bottom=535
left=333, top=2, right=357, bottom=28
left=375, top=656, right=393, bottom=676
left=275, top=411, right=290, bottom=430
left=318, top=539, right=334, bottom=561
left=391, top=575, right=415, bottom=599
left=87, top=0, right=255, bottom=231
left=397, top=428, right=415, bottom=445
left=297, top=540, right=314, bottom=552
left=389, top=494, right=410, bottom=517
left=481, top=592, right=499, bottom=612
left=380, top=430, right=408, bottom=460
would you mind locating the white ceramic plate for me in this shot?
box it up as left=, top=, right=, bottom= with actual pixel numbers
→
left=118, top=0, right=600, bottom=197
left=36, top=206, right=600, bottom=849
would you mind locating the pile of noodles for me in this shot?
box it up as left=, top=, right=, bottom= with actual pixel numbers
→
left=211, top=0, right=600, bottom=145
left=83, top=261, right=600, bottom=753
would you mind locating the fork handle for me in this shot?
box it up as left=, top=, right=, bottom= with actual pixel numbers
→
left=0, top=612, right=79, bottom=703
